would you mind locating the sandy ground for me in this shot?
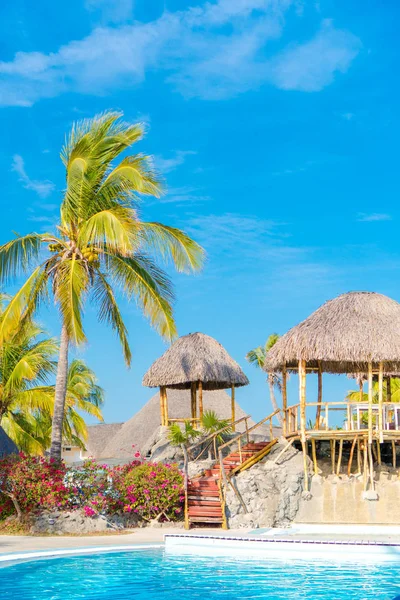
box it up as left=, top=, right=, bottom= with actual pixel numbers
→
left=0, top=527, right=251, bottom=555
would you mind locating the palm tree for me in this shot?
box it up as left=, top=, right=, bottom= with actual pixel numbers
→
left=246, top=334, right=283, bottom=425
left=0, top=300, right=104, bottom=453
left=12, top=359, right=105, bottom=454
left=0, top=296, right=103, bottom=454
left=0, top=111, right=204, bottom=460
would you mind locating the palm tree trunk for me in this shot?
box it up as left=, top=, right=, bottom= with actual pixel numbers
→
left=268, top=375, right=283, bottom=427
left=49, top=324, right=69, bottom=461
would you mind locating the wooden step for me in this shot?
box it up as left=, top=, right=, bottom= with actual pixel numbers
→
left=189, top=507, right=223, bottom=515
left=189, top=517, right=223, bottom=523
left=189, top=499, right=220, bottom=507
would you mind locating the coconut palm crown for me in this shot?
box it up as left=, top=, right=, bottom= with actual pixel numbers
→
left=246, top=334, right=283, bottom=425
left=0, top=111, right=204, bottom=459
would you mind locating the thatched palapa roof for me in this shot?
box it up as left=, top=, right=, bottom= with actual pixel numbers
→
left=264, top=291, right=400, bottom=374
left=142, top=332, right=249, bottom=390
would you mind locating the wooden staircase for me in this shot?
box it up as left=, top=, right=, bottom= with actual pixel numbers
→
left=187, top=440, right=276, bottom=527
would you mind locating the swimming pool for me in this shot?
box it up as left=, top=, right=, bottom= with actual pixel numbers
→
left=1, top=546, right=400, bottom=599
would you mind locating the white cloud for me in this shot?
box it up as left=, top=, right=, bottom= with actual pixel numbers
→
left=155, top=150, right=197, bottom=174
left=11, top=155, right=55, bottom=198
left=0, top=3, right=361, bottom=106
left=85, top=0, right=134, bottom=24
left=270, top=20, right=361, bottom=92
left=357, top=213, right=392, bottom=223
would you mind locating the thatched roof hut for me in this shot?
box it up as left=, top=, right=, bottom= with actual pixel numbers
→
left=143, top=332, right=249, bottom=389
left=143, top=332, right=249, bottom=427
left=264, top=292, right=400, bottom=374
left=0, top=427, right=18, bottom=458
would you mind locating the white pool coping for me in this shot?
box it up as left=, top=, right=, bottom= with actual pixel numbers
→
left=164, top=533, right=400, bottom=562
left=0, top=543, right=163, bottom=564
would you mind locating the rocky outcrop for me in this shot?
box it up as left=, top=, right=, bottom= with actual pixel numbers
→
left=29, top=510, right=141, bottom=535
left=226, top=441, right=312, bottom=528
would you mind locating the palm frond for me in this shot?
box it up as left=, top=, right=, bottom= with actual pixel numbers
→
left=0, top=232, right=43, bottom=283
left=53, top=256, right=89, bottom=344
left=92, top=272, right=131, bottom=365
left=79, top=205, right=138, bottom=255
left=102, top=155, right=162, bottom=197
left=105, top=253, right=177, bottom=340
left=140, top=222, right=205, bottom=273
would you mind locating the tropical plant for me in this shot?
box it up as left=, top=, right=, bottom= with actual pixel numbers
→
left=168, top=421, right=201, bottom=446
left=347, top=378, right=400, bottom=404
left=0, top=111, right=204, bottom=460
left=10, top=359, right=105, bottom=453
left=246, top=333, right=283, bottom=425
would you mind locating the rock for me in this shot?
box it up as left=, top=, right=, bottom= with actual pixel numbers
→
left=225, top=442, right=310, bottom=528
left=362, top=490, right=379, bottom=501
left=29, top=510, right=140, bottom=535
left=188, top=459, right=215, bottom=479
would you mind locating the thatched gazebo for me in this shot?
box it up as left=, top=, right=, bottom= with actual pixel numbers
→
left=264, top=291, right=400, bottom=490
left=142, top=332, right=249, bottom=428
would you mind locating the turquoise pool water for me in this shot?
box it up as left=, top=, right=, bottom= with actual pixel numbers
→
left=1, top=547, right=400, bottom=599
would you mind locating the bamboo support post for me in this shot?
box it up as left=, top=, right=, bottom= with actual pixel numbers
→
left=378, top=362, right=383, bottom=444
left=368, top=442, right=375, bottom=490
left=336, top=439, right=343, bottom=476
left=238, top=436, right=243, bottom=463
left=181, top=444, right=190, bottom=530
left=282, top=365, right=287, bottom=436
left=231, top=385, right=236, bottom=431
left=299, top=360, right=307, bottom=443
left=311, top=439, right=318, bottom=475
left=368, top=362, right=373, bottom=445
left=348, top=436, right=357, bottom=476
left=376, top=440, right=381, bottom=466
left=301, top=440, right=309, bottom=492
left=160, top=386, right=167, bottom=426
left=392, top=440, right=397, bottom=469
left=357, top=439, right=361, bottom=474
left=191, top=382, right=197, bottom=421
left=372, top=443, right=377, bottom=462
left=245, top=418, right=250, bottom=444
left=363, top=442, right=368, bottom=492
left=198, top=381, right=203, bottom=420
left=316, top=362, right=322, bottom=429
left=331, top=439, right=336, bottom=474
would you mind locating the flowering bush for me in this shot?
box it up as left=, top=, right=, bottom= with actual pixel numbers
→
left=114, top=462, right=184, bottom=521
left=0, top=453, right=184, bottom=524
left=0, top=454, right=69, bottom=519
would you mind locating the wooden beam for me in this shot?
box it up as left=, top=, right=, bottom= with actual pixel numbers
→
left=387, top=376, right=392, bottom=403
left=311, top=439, right=318, bottom=475
left=392, top=440, right=397, bottom=469
left=231, top=385, right=236, bottom=431
left=336, top=439, right=343, bottom=476
left=198, top=381, right=203, bottom=421
left=191, top=382, right=197, bottom=421
left=316, top=362, right=322, bottom=429
left=299, top=359, right=307, bottom=443
left=368, top=362, right=373, bottom=446
left=301, top=440, right=309, bottom=492
left=160, top=386, right=166, bottom=426
left=282, top=364, right=287, bottom=436
left=378, top=362, right=383, bottom=444
left=348, top=436, right=357, bottom=476
left=164, top=387, right=169, bottom=426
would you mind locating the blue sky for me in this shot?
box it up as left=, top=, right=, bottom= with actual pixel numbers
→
left=0, top=0, right=398, bottom=425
